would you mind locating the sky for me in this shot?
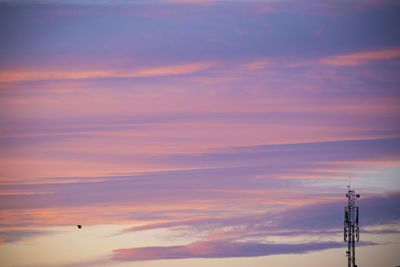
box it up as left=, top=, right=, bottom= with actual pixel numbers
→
left=0, top=0, right=400, bottom=266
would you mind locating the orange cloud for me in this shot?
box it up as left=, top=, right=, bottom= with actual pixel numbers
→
left=0, top=62, right=214, bottom=82
left=320, top=48, right=400, bottom=66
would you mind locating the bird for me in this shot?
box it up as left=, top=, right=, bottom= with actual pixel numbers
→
left=77, top=225, right=82, bottom=229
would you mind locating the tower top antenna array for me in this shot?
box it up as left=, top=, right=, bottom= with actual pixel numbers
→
left=344, top=181, right=360, bottom=267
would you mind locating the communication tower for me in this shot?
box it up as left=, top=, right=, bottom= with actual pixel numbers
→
left=344, top=181, right=360, bottom=267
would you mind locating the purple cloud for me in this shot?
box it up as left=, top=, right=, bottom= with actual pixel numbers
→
left=0, top=229, right=55, bottom=243
left=1, top=0, right=400, bottom=68
left=112, top=239, right=375, bottom=261
left=0, top=138, right=399, bottom=230
left=115, top=192, right=400, bottom=247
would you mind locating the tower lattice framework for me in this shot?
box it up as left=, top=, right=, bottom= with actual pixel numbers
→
left=344, top=186, right=360, bottom=267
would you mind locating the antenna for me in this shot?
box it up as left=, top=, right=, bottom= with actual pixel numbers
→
left=344, top=180, right=360, bottom=267
left=348, top=173, right=351, bottom=189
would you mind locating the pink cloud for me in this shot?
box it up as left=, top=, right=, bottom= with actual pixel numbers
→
left=121, top=218, right=210, bottom=233
left=320, top=48, right=400, bottom=66
left=252, top=3, right=276, bottom=14
left=0, top=62, right=215, bottom=82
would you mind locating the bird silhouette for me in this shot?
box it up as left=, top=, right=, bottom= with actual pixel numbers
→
left=77, top=225, right=82, bottom=229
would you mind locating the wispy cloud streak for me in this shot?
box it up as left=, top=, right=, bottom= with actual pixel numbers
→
left=320, top=48, right=400, bottom=66
left=112, top=240, right=376, bottom=261
left=0, top=62, right=214, bottom=82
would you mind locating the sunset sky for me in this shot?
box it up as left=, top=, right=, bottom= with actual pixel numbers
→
left=0, top=0, right=399, bottom=266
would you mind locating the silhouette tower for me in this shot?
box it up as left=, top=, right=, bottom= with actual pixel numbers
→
left=344, top=179, right=360, bottom=267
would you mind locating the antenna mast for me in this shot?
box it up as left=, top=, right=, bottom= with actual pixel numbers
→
left=344, top=179, right=360, bottom=267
